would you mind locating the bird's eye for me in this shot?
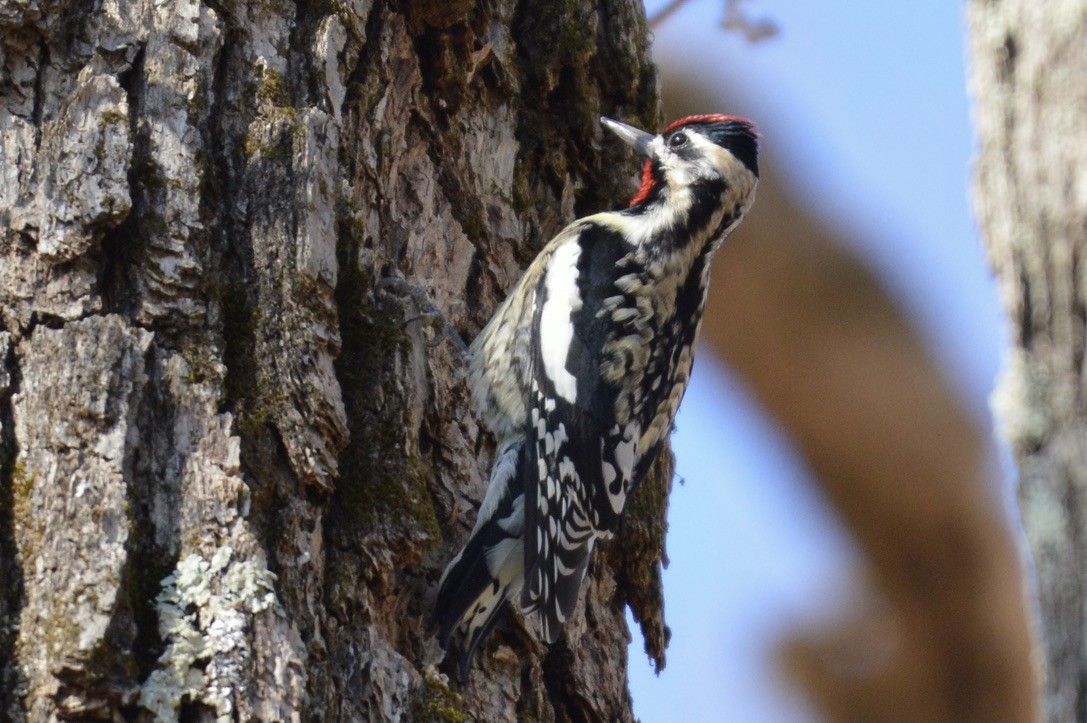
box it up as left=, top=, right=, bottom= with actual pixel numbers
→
left=669, top=132, right=688, bottom=148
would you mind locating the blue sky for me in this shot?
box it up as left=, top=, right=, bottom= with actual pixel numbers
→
left=628, top=2, right=1007, bottom=720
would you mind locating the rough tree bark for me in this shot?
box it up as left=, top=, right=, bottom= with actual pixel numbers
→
left=970, top=1, right=1087, bottom=720
left=0, top=1, right=666, bottom=720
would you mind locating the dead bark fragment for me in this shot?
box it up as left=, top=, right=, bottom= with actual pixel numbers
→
left=12, top=315, right=151, bottom=719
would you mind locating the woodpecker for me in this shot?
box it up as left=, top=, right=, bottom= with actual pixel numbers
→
left=434, top=114, right=759, bottom=679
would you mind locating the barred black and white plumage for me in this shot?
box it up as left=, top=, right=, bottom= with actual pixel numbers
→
left=434, top=114, right=759, bottom=679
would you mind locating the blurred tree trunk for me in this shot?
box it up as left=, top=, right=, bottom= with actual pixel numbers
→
left=0, top=1, right=665, bottom=720
left=970, top=1, right=1087, bottom=720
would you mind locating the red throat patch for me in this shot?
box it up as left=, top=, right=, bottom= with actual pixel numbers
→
left=628, top=159, right=656, bottom=207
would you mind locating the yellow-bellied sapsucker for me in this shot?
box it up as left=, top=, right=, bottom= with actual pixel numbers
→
left=434, top=115, right=759, bottom=679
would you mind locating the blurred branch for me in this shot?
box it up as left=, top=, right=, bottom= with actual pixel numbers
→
left=664, top=75, right=1038, bottom=721
left=649, top=0, right=778, bottom=40
left=721, top=0, right=779, bottom=42
left=647, top=0, right=690, bottom=30
left=709, top=207, right=1037, bottom=721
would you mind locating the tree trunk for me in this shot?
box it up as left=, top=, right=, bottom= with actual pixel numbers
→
left=968, top=1, right=1087, bottom=720
left=0, top=1, right=663, bottom=720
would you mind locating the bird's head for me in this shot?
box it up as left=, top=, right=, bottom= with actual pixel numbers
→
left=601, top=114, right=759, bottom=213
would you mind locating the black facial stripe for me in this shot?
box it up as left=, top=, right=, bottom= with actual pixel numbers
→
left=676, top=178, right=728, bottom=246
left=722, top=133, right=758, bottom=177
left=679, top=122, right=759, bottom=177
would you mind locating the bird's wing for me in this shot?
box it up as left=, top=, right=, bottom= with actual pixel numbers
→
left=520, top=218, right=641, bottom=641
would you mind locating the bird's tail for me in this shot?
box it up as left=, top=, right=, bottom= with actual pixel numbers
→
left=433, top=439, right=526, bottom=681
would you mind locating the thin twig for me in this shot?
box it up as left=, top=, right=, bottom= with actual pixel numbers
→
left=647, top=0, right=691, bottom=30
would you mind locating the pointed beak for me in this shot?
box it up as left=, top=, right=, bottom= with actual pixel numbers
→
left=600, top=117, right=654, bottom=158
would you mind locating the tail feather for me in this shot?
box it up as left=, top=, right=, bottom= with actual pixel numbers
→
left=433, top=539, right=498, bottom=649
left=434, top=427, right=601, bottom=675
left=433, top=439, right=526, bottom=679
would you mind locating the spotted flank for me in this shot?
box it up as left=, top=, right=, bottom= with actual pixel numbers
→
left=434, top=114, right=758, bottom=679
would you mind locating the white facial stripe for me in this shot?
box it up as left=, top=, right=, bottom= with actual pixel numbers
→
left=539, top=242, right=583, bottom=402
left=655, top=135, right=697, bottom=188
left=699, top=139, right=749, bottom=181
left=656, top=131, right=751, bottom=182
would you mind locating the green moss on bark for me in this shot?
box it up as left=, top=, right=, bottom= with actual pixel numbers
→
left=410, top=672, right=469, bottom=723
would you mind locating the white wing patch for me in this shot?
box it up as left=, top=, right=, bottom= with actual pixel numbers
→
left=539, top=242, right=583, bottom=403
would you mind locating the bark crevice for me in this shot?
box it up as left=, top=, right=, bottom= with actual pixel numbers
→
left=98, top=44, right=145, bottom=322
left=0, top=331, right=26, bottom=720
left=29, top=37, right=47, bottom=146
